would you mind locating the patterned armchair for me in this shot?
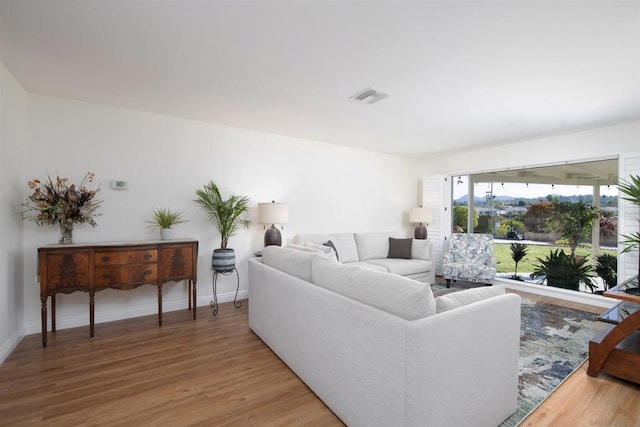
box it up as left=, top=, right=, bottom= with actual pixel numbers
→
left=443, top=233, right=497, bottom=288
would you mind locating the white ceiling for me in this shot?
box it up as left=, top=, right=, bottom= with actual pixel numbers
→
left=1, top=1, right=638, bottom=157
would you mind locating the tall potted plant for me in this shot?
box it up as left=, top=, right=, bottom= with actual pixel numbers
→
left=618, top=174, right=640, bottom=294
left=194, top=181, right=250, bottom=272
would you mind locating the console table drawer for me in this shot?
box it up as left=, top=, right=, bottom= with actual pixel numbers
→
left=43, top=252, right=90, bottom=290
left=95, top=265, right=158, bottom=288
left=94, top=250, right=157, bottom=266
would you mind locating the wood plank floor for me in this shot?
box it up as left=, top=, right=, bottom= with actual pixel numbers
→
left=1, top=291, right=638, bottom=426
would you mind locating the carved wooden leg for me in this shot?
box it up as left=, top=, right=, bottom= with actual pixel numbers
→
left=588, top=309, right=640, bottom=377
left=89, top=290, right=95, bottom=338
left=446, top=279, right=451, bottom=288
left=51, top=294, right=56, bottom=333
left=40, top=294, right=48, bottom=347
left=192, top=280, right=197, bottom=320
left=158, top=284, right=163, bottom=326
left=188, top=279, right=192, bottom=311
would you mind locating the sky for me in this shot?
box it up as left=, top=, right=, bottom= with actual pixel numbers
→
left=453, top=177, right=619, bottom=200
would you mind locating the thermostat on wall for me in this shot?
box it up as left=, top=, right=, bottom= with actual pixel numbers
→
left=111, top=180, right=129, bottom=190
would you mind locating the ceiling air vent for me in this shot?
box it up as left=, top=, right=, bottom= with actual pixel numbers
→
left=350, top=87, right=389, bottom=104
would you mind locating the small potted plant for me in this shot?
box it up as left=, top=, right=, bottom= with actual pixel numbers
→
left=146, top=208, right=188, bottom=240
left=194, top=181, right=250, bottom=272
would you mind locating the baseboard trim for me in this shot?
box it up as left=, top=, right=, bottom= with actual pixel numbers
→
left=497, top=278, right=618, bottom=309
left=0, top=330, right=24, bottom=365
left=23, top=290, right=248, bottom=335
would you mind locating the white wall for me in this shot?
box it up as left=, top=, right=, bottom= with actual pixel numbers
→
left=20, top=94, right=422, bottom=336
left=0, top=62, right=27, bottom=361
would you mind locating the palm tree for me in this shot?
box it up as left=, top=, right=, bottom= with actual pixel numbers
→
left=510, top=242, right=528, bottom=280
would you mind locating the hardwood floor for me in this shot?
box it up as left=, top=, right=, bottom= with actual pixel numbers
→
left=1, top=291, right=638, bottom=426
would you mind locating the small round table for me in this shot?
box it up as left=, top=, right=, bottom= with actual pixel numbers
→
left=210, top=267, right=241, bottom=316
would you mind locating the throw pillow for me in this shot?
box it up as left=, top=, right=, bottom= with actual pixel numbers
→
left=387, top=237, right=412, bottom=259
left=324, top=240, right=340, bottom=261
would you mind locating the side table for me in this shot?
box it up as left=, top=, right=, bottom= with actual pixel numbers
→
left=210, top=267, right=241, bottom=316
left=588, top=275, right=640, bottom=384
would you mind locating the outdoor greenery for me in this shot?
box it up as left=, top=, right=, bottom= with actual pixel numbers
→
left=510, top=242, right=528, bottom=280
left=494, top=243, right=615, bottom=274
left=530, top=249, right=597, bottom=292
left=595, top=253, right=617, bottom=291
left=547, top=199, right=599, bottom=258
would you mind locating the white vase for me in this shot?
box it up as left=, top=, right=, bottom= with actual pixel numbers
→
left=160, top=228, right=173, bottom=240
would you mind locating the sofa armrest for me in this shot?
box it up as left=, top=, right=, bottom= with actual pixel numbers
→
left=404, top=293, right=521, bottom=426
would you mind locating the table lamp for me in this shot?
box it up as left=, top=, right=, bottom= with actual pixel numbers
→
left=409, top=206, right=432, bottom=239
left=258, top=201, right=289, bottom=246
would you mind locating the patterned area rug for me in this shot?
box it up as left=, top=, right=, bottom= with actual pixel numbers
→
left=430, top=281, right=606, bottom=427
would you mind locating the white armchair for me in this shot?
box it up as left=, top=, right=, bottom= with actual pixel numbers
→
left=443, top=233, right=497, bottom=288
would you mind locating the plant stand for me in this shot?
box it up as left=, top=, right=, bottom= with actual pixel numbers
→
left=210, top=267, right=241, bottom=316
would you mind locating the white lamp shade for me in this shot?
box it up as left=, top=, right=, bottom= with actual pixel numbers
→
left=409, top=207, right=432, bottom=224
left=258, top=202, right=289, bottom=225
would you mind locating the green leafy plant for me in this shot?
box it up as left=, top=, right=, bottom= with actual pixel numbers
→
left=595, top=253, right=617, bottom=291
left=530, top=249, right=596, bottom=292
left=194, top=181, right=250, bottom=249
left=547, top=199, right=599, bottom=258
left=510, top=242, right=528, bottom=280
left=618, top=174, right=640, bottom=255
left=146, top=208, right=187, bottom=230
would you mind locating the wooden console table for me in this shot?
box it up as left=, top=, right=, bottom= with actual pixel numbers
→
left=588, top=275, right=640, bottom=384
left=38, top=239, right=198, bottom=347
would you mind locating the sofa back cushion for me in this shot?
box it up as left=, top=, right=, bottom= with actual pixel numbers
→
left=294, top=233, right=360, bottom=263
left=354, top=231, right=399, bottom=260
left=262, top=246, right=319, bottom=282
left=411, top=239, right=431, bottom=260
left=311, top=256, right=436, bottom=320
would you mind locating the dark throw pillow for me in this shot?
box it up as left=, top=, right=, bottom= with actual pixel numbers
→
left=388, top=237, right=412, bottom=259
left=324, top=240, right=340, bottom=261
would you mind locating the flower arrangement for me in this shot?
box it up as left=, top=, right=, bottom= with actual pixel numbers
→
left=21, top=172, right=103, bottom=244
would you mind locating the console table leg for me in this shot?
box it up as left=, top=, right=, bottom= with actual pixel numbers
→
left=158, top=284, right=163, bottom=326
left=192, top=280, right=197, bottom=320
left=51, top=294, right=56, bottom=333
left=40, top=295, right=47, bottom=347
left=188, top=279, right=192, bottom=311
left=89, top=291, right=95, bottom=338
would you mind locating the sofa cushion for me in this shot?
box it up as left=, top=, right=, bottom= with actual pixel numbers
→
left=311, top=256, right=436, bottom=320
left=435, top=285, right=505, bottom=313
left=346, top=261, right=389, bottom=272
left=411, top=239, right=430, bottom=260
left=364, top=258, right=432, bottom=276
left=262, top=246, right=319, bottom=282
left=295, top=233, right=359, bottom=263
left=388, top=238, right=412, bottom=259
left=354, top=232, right=395, bottom=260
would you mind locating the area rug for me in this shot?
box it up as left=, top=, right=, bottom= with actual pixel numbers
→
left=430, top=282, right=607, bottom=427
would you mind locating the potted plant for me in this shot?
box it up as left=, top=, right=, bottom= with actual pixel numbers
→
left=618, top=174, right=640, bottom=295
left=594, top=253, right=617, bottom=294
left=146, top=208, right=188, bottom=240
left=510, top=242, right=528, bottom=281
left=194, top=181, right=250, bottom=272
left=530, top=249, right=596, bottom=292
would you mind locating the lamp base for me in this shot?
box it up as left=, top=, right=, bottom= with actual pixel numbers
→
left=264, top=225, right=282, bottom=247
left=414, top=224, right=427, bottom=240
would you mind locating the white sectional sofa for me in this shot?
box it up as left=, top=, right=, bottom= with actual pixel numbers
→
left=249, top=246, right=521, bottom=427
left=292, top=231, right=435, bottom=284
